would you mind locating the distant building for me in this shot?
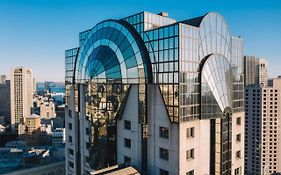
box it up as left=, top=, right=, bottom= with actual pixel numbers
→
left=10, top=67, right=33, bottom=130
left=18, top=114, right=41, bottom=146
left=244, top=56, right=268, bottom=86
left=52, top=128, right=65, bottom=147
left=244, top=57, right=281, bottom=174
left=0, top=79, right=11, bottom=124
left=39, top=100, right=56, bottom=119
left=51, top=92, right=65, bottom=105
left=0, top=75, right=6, bottom=84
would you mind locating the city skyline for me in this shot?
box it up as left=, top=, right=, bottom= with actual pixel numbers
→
left=1, top=0, right=281, bottom=81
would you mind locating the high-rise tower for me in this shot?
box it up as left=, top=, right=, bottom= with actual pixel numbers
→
left=10, top=67, right=33, bottom=129
left=65, top=12, right=244, bottom=175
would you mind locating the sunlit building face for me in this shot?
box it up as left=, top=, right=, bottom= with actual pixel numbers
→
left=65, top=11, right=244, bottom=175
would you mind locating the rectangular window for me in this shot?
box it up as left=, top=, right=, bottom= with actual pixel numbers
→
left=124, top=120, right=131, bottom=130
left=159, top=148, right=169, bottom=161
left=236, top=117, right=241, bottom=125
left=124, top=138, right=131, bottom=148
left=234, top=167, right=241, bottom=175
left=186, top=149, right=194, bottom=160
left=68, top=148, right=74, bottom=155
left=186, top=170, right=194, bottom=175
left=159, top=127, right=169, bottom=139
left=68, top=110, right=72, bottom=117
left=68, top=136, right=72, bottom=143
left=236, top=134, right=241, bottom=142
left=69, top=161, right=74, bottom=168
left=236, top=150, right=241, bottom=159
left=186, top=127, right=194, bottom=138
left=160, top=169, right=169, bottom=175
left=68, top=123, right=72, bottom=130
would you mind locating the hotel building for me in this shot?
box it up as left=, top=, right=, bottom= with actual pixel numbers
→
left=10, top=67, right=34, bottom=130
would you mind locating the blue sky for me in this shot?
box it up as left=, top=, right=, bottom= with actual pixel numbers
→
left=0, top=0, right=281, bottom=82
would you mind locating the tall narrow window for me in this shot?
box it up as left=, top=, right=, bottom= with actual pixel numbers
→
left=124, top=138, right=131, bottom=148
left=186, top=149, right=194, bottom=160
left=236, top=117, right=241, bottom=125
left=159, top=127, right=169, bottom=139
left=186, top=127, right=194, bottom=138
left=159, top=148, right=169, bottom=161
left=124, top=120, right=131, bottom=130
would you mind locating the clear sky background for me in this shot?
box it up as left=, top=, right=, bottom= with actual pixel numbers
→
left=0, top=0, right=281, bottom=82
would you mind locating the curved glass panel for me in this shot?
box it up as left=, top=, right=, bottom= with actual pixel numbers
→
left=74, top=20, right=152, bottom=83
left=72, top=19, right=152, bottom=171
left=201, top=54, right=233, bottom=119
left=198, top=13, right=231, bottom=64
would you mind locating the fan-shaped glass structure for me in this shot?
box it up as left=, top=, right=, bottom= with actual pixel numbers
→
left=74, top=20, right=152, bottom=84
left=200, top=54, right=233, bottom=119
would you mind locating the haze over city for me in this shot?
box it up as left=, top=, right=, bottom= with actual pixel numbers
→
left=1, top=0, right=281, bottom=81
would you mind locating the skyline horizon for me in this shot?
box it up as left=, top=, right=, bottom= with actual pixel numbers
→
left=1, top=0, right=281, bottom=81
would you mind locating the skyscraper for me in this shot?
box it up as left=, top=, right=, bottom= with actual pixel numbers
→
left=65, top=11, right=244, bottom=175
left=244, top=56, right=268, bottom=87
left=244, top=57, right=281, bottom=175
left=10, top=67, right=34, bottom=129
left=0, top=78, right=11, bottom=124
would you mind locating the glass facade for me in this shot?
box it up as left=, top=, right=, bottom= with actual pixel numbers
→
left=66, top=11, right=243, bottom=174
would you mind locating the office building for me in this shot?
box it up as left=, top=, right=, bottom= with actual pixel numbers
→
left=245, top=75, right=281, bottom=174
left=0, top=75, right=6, bottom=84
left=65, top=11, right=244, bottom=175
left=244, top=56, right=268, bottom=87
left=52, top=128, right=65, bottom=146
left=10, top=67, right=34, bottom=129
left=40, top=100, right=56, bottom=119
left=0, top=79, right=11, bottom=124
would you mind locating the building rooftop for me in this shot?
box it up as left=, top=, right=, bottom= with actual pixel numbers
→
left=26, top=113, right=40, bottom=119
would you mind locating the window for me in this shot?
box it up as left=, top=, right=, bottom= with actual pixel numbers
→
left=68, top=148, right=74, bottom=155
left=85, top=128, right=89, bottom=135
left=68, top=123, right=72, bottom=130
left=124, top=120, right=131, bottom=130
left=236, top=117, right=241, bottom=125
left=236, top=134, right=241, bottom=142
left=160, top=169, right=169, bottom=175
left=159, top=127, right=169, bottom=139
left=160, top=148, right=169, bottom=161
left=236, top=150, right=241, bottom=159
left=69, top=161, right=74, bottom=168
left=186, top=127, right=194, bottom=138
left=68, top=110, right=72, bottom=117
left=124, top=138, right=131, bottom=148
left=186, top=170, right=194, bottom=175
left=234, top=167, right=241, bottom=175
left=68, top=136, right=72, bottom=143
left=124, top=156, right=131, bottom=165
left=186, top=149, right=194, bottom=160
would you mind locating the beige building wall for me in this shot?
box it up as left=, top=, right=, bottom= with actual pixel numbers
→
left=10, top=67, right=33, bottom=129
left=232, top=112, right=244, bottom=175
left=40, top=101, right=56, bottom=119
left=25, top=114, right=41, bottom=133
left=245, top=78, right=281, bottom=175
left=260, top=78, right=281, bottom=174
